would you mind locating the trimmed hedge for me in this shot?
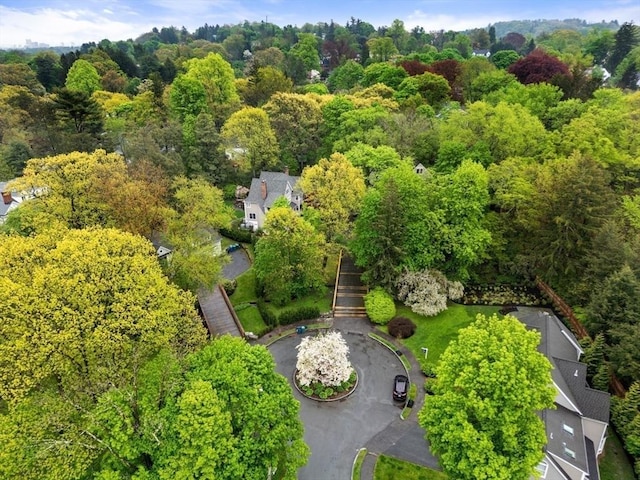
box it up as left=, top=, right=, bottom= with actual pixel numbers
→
left=220, top=225, right=254, bottom=244
left=278, top=306, right=320, bottom=325
left=364, top=287, right=396, bottom=325
left=256, top=301, right=319, bottom=327
left=257, top=299, right=277, bottom=327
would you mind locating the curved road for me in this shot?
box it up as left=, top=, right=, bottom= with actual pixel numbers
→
left=269, top=322, right=406, bottom=479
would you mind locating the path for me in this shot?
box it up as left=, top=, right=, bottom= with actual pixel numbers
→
left=198, top=285, right=244, bottom=338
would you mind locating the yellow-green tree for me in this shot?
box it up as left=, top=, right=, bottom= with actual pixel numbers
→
left=220, top=107, right=280, bottom=176
left=0, top=227, right=206, bottom=404
left=183, top=52, right=239, bottom=107
left=298, top=152, right=366, bottom=242
left=419, top=314, right=555, bottom=480
left=65, top=59, right=101, bottom=95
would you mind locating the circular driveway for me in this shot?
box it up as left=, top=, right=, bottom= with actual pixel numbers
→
left=269, top=322, right=407, bottom=480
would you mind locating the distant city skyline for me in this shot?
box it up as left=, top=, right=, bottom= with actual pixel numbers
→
left=0, top=0, right=638, bottom=49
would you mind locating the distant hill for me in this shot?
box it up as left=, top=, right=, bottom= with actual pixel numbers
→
left=487, top=18, right=619, bottom=38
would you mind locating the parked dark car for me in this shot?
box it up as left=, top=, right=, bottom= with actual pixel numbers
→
left=393, top=374, right=409, bottom=402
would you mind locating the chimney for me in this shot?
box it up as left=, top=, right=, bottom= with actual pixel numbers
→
left=284, top=166, right=289, bottom=176
left=2, top=191, right=12, bottom=205
left=260, top=180, right=267, bottom=200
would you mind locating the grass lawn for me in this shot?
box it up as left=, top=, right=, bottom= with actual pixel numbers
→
left=374, top=455, right=448, bottom=480
left=599, top=427, right=637, bottom=480
left=351, top=448, right=367, bottom=480
left=397, top=303, right=500, bottom=367
left=235, top=304, right=268, bottom=336
left=229, top=269, right=258, bottom=305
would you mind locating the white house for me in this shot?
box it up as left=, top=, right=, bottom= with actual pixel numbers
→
left=243, top=170, right=303, bottom=230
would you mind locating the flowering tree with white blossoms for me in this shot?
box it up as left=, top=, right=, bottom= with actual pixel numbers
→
left=296, top=331, right=354, bottom=387
left=396, top=269, right=464, bottom=317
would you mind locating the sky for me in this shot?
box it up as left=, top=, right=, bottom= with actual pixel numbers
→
left=0, top=0, right=638, bottom=49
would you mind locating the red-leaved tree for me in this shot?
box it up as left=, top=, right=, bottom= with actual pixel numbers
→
left=508, top=48, right=570, bottom=84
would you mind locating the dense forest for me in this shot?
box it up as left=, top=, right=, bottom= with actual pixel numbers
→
left=1, top=16, right=640, bottom=478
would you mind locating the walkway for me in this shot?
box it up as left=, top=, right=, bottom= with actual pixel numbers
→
left=198, top=285, right=244, bottom=338
left=333, top=253, right=368, bottom=318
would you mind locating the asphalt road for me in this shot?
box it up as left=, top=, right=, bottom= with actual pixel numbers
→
left=269, top=328, right=407, bottom=480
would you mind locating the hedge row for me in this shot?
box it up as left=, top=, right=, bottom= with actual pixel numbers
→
left=256, top=300, right=319, bottom=327
left=220, top=225, right=254, bottom=244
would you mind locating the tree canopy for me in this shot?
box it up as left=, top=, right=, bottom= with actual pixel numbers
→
left=419, top=313, right=555, bottom=480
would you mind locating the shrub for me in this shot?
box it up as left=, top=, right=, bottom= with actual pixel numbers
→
left=420, top=359, right=437, bottom=378
left=257, top=299, right=277, bottom=327
left=388, top=316, right=417, bottom=339
left=364, top=287, right=396, bottom=325
left=424, top=377, right=437, bottom=395
left=278, top=306, right=320, bottom=325
left=221, top=278, right=237, bottom=296
left=220, top=224, right=254, bottom=244
left=396, top=269, right=463, bottom=317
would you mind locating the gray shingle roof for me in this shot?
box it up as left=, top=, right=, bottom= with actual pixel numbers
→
left=245, top=171, right=301, bottom=212
left=554, top=357, right=610, bottom=424
left=544, top=405, right=589, bottom=474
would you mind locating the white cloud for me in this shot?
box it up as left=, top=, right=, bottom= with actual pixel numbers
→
left=0, top=6, right=156, bottom=48
left=403, top=10, right=511, bottom=32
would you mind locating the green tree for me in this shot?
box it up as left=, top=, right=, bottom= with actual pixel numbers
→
left=367, top=37, right=399, bottom=62
left=290, top=33, right=320, bottom=72
left=263, top=92, right=323, bottom=172
left=607, top=22, right=640, bottom=74
left=169, top=74, right=208, bottom=122
left=395, top=71, right=451, bottom=108
left=254, top=206, right=326, bottom=305
left=327, top=59, right=364, bottom=92
left=362, top=62, right=408, bottom=90
left=351, top=164, right=443, bottom=288
left=164, top=176, right=234, bottom=292
left=183, top=52, right=239, bottom=108
left=432, top=160, right=492, bottom=280
left=64, top=59, right=101, bottom=95
left=220, top=107, right=280, bottom=176
left=298, top=152, right=366, bottom=241
left=30, top=50, right=63, bottom=91
left=344, top=143, right=410, bottom=184
left=490, top=50, right=520, bottom=69
left=244, top=66, right=293, bottom=106
left=0, top=337, right=308, bottom=480
left=419, top=313, right=555, bottom=480
left=0, top=228, right=206, bottom=404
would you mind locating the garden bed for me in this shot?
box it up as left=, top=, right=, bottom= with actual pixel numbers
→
left=459, top=284, right=548, bottom=307
left=293, top=369, right=358, bottom=402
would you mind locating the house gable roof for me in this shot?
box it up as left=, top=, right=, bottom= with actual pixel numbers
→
left=554, top=357, right=610, bottom=424
left=245, top=171, right=301, bottom=211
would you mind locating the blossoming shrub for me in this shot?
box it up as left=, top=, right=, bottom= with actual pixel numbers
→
left=396, top=269, right=463, bottom=317
left=296, top=331, right=354, bottom=388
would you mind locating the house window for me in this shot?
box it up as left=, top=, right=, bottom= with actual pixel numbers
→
left=416, top=167, right=424, bottom=174
left=535, top=461, right=548, bottom=478
left=562, top=424, right=574, bottom=436
left=564, top=446, right=576, bottom=459
left=249, top=213, right=256, bottom=220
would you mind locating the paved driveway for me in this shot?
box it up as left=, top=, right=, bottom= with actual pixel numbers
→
left=269, top=326, right=406, bottom=479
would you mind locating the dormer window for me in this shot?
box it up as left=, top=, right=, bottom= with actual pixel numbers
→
left=562, top=424, right=574, bottom=436
left=564, top=446, right=576, bottom=459
left=535, top=460, right=548, bottom=478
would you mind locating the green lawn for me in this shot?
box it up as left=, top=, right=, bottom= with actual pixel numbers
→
left=599, top=427, right=637, bottom=480
left=397, top=303, right=500, bottom=367
left=229, top=269, right=258, bottom=305
left=374, top=455, right=448, bottom=480
left=235, top=304, right=268, bottom=336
